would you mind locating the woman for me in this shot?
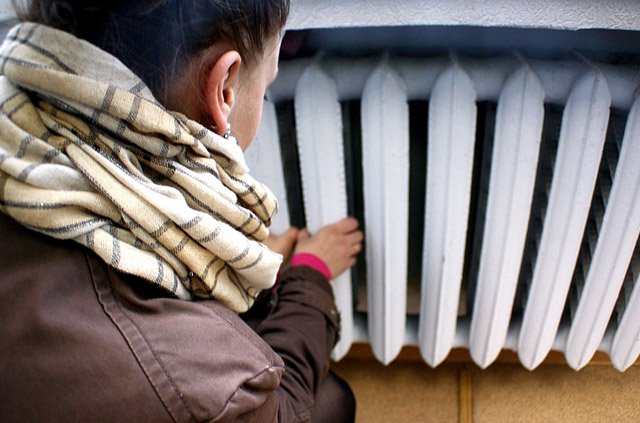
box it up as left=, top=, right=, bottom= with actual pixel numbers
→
left=0, top=1, right=362, bottom=422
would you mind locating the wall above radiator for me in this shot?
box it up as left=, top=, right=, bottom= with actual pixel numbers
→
left=287, top=0, right=640, bottom=32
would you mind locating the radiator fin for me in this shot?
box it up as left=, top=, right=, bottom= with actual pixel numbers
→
left=294, top=63, right=354, bottom=359
left=419, top=56, right=477, bottom=366
left=469, top=61, right=545, bottom=368
left=362, top=57, right=410, bottom=364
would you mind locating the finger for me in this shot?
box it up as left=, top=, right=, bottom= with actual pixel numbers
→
left=345, top=230, right=364, bottom=244
left=297, top=228, right=310, bottom=242
left=282, top=227, right=299, bottom=243
left=334, top=216, right=359, bottom=233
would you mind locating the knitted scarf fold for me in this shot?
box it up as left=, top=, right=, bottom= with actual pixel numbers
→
left=0, top=23, right=282, bottom=312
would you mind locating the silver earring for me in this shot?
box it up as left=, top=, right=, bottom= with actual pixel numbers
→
left=223, top=123, right=239, bottom=145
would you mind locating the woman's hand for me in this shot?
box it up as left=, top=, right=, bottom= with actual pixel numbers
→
left=263, top=227, right=299, bottom=271
left=293, top=217, right=363, bottom=279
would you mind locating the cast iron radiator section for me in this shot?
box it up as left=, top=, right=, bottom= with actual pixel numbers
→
left=244, top=52, right=640, bottom=372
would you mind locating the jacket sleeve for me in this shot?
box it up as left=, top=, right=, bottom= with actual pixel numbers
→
left=241, top=265, right=340, bottom=423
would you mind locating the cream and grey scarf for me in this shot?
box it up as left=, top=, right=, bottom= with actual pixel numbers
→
left=0, top=23, right=282, bottom=312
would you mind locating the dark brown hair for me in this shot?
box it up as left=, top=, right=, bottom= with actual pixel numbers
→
left=14, top=0, right=290, bottom=103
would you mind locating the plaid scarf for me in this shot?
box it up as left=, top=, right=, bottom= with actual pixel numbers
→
left=0, top=23, right=282, bottom=312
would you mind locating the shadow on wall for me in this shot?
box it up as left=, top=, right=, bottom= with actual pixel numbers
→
left=282, top=25, right=640, bottom=64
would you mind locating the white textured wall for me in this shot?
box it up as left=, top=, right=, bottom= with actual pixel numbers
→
left=288, top=0, right=640, bottom=31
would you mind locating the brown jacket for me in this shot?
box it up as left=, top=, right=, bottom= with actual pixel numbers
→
left=0, top=212, right=340, bottom=423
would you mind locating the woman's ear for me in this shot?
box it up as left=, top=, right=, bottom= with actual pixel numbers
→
left=204, top=50, right=241, bottom=137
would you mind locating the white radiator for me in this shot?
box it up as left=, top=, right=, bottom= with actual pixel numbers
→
left=245, top=52, right=640, bottom=372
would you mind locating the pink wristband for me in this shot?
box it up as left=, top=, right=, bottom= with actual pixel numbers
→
left=290, top=253, right=332, bottom=281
